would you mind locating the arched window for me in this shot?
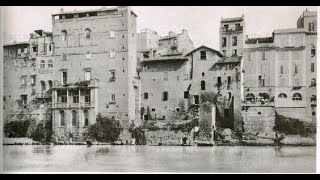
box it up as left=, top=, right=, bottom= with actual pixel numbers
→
left=48, top=80, right=53, bottom=89
left=311, top=95, right=316, bottom=102
left=48, top=60, right=53, bottom=68
left=201, top=80, right=206, bottom=91
left=40, top=81, right=46, bottom=92
left=72, top=110, right=77, bottom=127
left=311, top=78, right=316, bottom=87
left=61, top=30, right=67, bottom=41
left=84, top=110, right=89, bottom=127
left=40, top=60, right=45, bottom=68
left=245, top=93, right=255, bottom=102
left=278, top=93, right=287, bottom=98
left=85, top=28, right=91, bottom=39
left=292, top=93, right=302, bottom=101
left=59, top=110, right=65, bottom=127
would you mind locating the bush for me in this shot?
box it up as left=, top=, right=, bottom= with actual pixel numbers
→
left=83, top=114, right=123, bottom=143
left=275, top=112, right=316, bottom=137
left=4, top=119, right=32, bottom=137
left=30, top=119, right=53, bottom=143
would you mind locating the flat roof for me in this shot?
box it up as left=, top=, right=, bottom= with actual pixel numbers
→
left=52, top=7, right=138, bottom=17
left=3, top=41, right=29, bottom=47
left=221, top=16, right=244, bottom=23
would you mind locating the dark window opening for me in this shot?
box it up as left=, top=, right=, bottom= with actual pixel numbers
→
left=88, top=12, right=98, bottom=16
left=232, top=36, right=237, bottom=46
left=194, top=95, right=199, bottom=105
left=62, top=71, right=67, bottom=85
left=152, top=108, right=155, bottom=112
left=311, top=63, right=315, bottom=72
left=311, top=48, right=316, bottom=57
left=144, top=114, right=149, bottom=120
left=223, top=24, right=229, bottom=31
left=312, top=111, right=316, bottom=116
left=224, top=109, right=229, bottom=118
left=201, top=80, right=206, bottom=91
left=144, top=92, right=148, bottom=99
left=222, top=37, right=227, bottom=47
left=202, top=72, right=205, bottom=77
left=163, top=92, right=168, bottom=101
left=184, top=91, right=189, bottom=99
left=200, top=51, right=206, bottom=60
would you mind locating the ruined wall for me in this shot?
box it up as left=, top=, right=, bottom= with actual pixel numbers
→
left=145, top=130, right=191, bottom=146
left=241, top=106, right=275, bottom=138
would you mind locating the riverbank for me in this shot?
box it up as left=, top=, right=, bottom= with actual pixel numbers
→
left=3, top=136, right=316, bottom=146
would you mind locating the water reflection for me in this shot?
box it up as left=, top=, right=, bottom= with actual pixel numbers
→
left=3, top=145, right=316, bottom=173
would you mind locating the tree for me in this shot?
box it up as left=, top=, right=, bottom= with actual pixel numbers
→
left=83, top=114, right=123, bottom=143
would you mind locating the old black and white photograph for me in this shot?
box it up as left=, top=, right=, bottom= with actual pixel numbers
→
left=0, top=6, right=318, bottom=173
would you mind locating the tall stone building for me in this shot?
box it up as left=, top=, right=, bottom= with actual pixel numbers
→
left=50, top=6, right=138, bottom=139
left=3, top=6, right=139, bottom=141
left=138, top=29, right=194, bottom=120
left=219, top=15, right=245, bottom=57
left=242, top=10, right=317, bottom=137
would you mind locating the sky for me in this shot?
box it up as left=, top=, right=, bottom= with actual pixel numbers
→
left=2, top=6, right=318, bottom=50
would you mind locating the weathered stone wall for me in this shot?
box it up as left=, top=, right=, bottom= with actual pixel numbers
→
left=241, top=106, right=275, bottom=138
left=145, top=130, right=191, bottom=146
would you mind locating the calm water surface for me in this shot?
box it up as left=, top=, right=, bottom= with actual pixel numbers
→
left=3, top=145, right=316, bottom=173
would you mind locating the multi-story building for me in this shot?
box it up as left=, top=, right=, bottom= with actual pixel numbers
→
left=138, top=29, right=194, bottom=120
left=219, top=15, right=245, bottom=57
left=242, top=10, right=317, bottom=125
left=49, top=6, right=138, bottom=139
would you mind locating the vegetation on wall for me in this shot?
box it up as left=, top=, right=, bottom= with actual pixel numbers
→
left=30, top=119, right=53, bottom=143
left=4, top=119, right=32, bottom=137
left=129, top=122, right=146, bottom=145
left=83, top=114, right=123, bottom=143
left=274, top=111, right=316, bottom=137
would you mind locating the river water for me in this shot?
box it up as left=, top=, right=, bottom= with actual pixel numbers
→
left=3, top=145, right=316, bottom=173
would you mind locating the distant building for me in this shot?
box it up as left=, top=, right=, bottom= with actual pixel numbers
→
left=242, top=10, right=317, bottom=127
left=219, top=15, right=245, bottom=57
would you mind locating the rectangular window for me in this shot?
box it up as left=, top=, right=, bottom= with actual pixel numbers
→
left=235, top=23, right=241, bottom=31
left=262, top=52, right=267, bottom=60
left=223, top=24, right=229, bottom=31
left=31, top=75, right=36, bottom=86
left=85, top=95, right=91, bottom=103
left=202, top=72, right=205, bottom=77
left=163, top=92, right=168, bottom=101
left=110, top=50, right=116, bottom=57
left=280, top=66, right=284, bottom=74
left=110, top=94, right=116, bottom=102
left=194, top=95, right=199, bottom=105
left=222, top=37, right=227, bottom=47
left=200, top=51, right=206, bottom=60
left=217, top=77, right=221, bottom=84
left=24, top=48, right=28, bottom=53
left=62, top=71, right=67, bottom=85
left=184, top=91, right=189, bottom=99
left=85, top=71, right=91, bottom=81
left=311, top=48, right=316, bottom=57
left=294, top=65, right=298, bottom=74
left=73, top=96, right=79, bottom=103
left=311, top=63, right=315, bottom=72
left=21, top=95, right=27, bottom=105
left=232, top=36, right=237, bottom=46
left=144, top=92, right=148, bottom=99
left=164, top=72, right=168, bottom=81
left=110, top=31, right=115, bottom=38
left=21, top=77, right=26, bottom=86
left=183, top=74, right=189, bottom=80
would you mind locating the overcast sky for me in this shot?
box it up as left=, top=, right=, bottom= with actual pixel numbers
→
left=2, top=6, right=318, bottom=50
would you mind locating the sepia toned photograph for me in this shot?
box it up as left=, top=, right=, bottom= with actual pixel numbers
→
left=0, top=6, right=318, bottom=173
